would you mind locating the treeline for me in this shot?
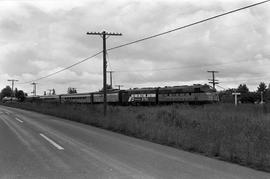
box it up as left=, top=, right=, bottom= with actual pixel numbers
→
left=219, top=82, right=270, bottom=103
left=0, top=86, right=27, bottom=102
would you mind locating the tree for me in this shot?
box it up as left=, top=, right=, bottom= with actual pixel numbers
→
left=1, top=86, right=12, bottom=99
left=232, top=84, right=258, bottom=103
left=67, top=87, right=77, bottom=94
left=257, top=82, right=267, bottom=93
left=237, top=84, right=249, bottom=93
left=255, top=82, right=267, bottom=103
left=15, top=90, right=26, bottom=102
left=240, top=92, right=258, bottom=103
left=219, top=88, right=235, bottom=103
left=264, top=83, right=270, bottom=102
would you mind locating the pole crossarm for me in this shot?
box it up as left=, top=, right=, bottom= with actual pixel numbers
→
left=8, top=79, right=19, bottom=82
left=87, top=32, right=122, bottom=36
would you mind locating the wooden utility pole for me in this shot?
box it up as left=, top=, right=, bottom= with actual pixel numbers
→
left=31, top=82, right=37, bottom=96
left=115, top=85, right=123, bottom=90
left=207, top=71, right=219, bottom=90
left=7, top=79, right=18, bottom=97
left=87, top=31, right=122, bottom=116
left=47, top=89, right=53, bottom=95
left=107, top=71, right=114, bottom=88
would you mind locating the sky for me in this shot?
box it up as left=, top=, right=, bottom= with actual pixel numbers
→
left=0, top=0, right=269, bottom=95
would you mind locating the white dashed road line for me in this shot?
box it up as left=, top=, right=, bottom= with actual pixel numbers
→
left=15, top=117, right=23, bottom=123
left=40, top=133, right=64, bottom=150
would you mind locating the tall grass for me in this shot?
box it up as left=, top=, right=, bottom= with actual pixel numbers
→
left=2, top=102, right=270, bottom=171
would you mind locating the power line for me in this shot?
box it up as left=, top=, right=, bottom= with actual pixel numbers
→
left=18, top=51, right=102, bottom=84
left=216, top=84, right=226, bottom=90
left=107, top=0, right=270, bottom=52
left=17, top=0, right=270, bottom=84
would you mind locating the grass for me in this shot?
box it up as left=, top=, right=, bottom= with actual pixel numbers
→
left=2, top=102, right=270, bottom=172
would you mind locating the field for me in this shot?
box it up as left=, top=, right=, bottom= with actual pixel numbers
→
left=2, top=102, right=270, bottom=171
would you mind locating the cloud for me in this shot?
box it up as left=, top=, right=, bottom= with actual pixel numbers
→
left=0, top=0, right=269, bottom=94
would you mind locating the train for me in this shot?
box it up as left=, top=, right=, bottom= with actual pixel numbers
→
left=25, top=84, right=219, bottom=105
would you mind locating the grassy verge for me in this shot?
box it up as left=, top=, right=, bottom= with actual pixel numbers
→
left=2, top=102, right=270, bottom=172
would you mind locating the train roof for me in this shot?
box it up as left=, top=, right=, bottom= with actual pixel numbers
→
left=159, top=84, right=210, bottom=89
left=127, top=88, right=157, bottom=92
left=60, top=92, right=91, bottom=97
left=39, top=95, right=59, bottom=98
left=128, top=84, right=210, bottom=91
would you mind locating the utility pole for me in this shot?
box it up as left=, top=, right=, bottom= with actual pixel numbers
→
left=47, top=89, right=53, bottom=95
left=7, top=79, right=18, bottom=97
left=31, top=82, right=37, bottom=96
left=107, top=71, right=114, bottom=88
left=115, top=85, right=123, bottom=90
left=87, top=31, right=122, bottom=116
left=207, top=71, right=219, bottom=90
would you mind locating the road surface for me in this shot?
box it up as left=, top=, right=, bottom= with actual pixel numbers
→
left=0, top=105, right=269, bottom=179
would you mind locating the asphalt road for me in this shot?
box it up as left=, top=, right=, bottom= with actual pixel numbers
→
left=0, top=105, right=269, bottom=179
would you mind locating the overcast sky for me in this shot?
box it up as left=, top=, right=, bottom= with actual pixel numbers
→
left=0, top=0, right=269, bottom=95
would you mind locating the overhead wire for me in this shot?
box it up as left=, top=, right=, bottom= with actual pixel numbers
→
left=216, top=85, right=227, bottom=90
left=18, top=51, right=102, bottom=84
left=17, top=0, right=270, bottom=84
left=107, top=0, right=270, bottom=52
